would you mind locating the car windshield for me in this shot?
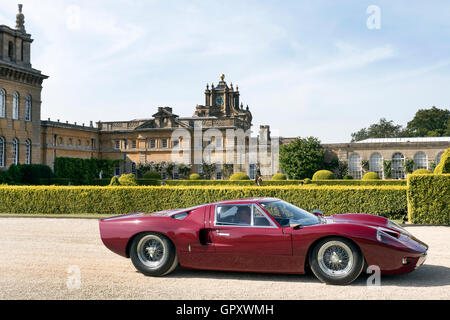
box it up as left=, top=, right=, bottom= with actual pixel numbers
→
left=259, top=200, right=320, bottom=227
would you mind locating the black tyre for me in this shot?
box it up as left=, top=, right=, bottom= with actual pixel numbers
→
left=130, top=232, right=178, bottom=277
left=309, top=237, right=364, bottom=285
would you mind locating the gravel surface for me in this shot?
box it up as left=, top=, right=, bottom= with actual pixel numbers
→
left=0, top=217, right=449, bottom=300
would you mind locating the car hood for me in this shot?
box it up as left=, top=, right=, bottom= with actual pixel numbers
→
left=324, top=213, right=389, bottom=228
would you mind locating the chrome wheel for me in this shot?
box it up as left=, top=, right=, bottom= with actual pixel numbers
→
left=136, top=235, right=168, bottom=269
left=317, top=241, right=354, bottom=278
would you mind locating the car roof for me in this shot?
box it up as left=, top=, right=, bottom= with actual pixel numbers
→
left=210, top=197, right=280, bottom=205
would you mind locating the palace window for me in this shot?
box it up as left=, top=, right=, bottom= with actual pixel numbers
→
left=25, top=140, right=31, bottom=165
left=150, top=139, right=155, bottom=148
left=0, top=137, right=5, bottom=167
left=162, top=139, right=167, bottom=148
left=12, top=138, right=19, bottom=165
left=12, top=92, right=19, bottom=120
left=369, top=153, right=383, bottom=178
left=413, top=152, right=427, bottom=170
left=436, top=151, right=444, bottom=164
left=8, top=41, right=13, bottom=59
left=132, top=140, right=137, bottom=149
left=348, top=153, right=362, bottom=179
left=25, top=94, right=32, bottom=121
left=392, top=152, right=405, bottom=179
left=173, top=140, right=179, bottom=148
left=114, top=165, right=120, bottom=176
left=0, top=89, right=5, bottom=118
left=115, top=140, right=120, bottom=149
left=216, top=137, right=222, bottom=148
left=173, top=167, right=179, bottom=180
left=216, top=164, right=222, bottom=180
left=249, top=163, right=256, bottom=180
left=131, top=162, right=136, bottom=175
left=91, top=138, right=95, bottom=150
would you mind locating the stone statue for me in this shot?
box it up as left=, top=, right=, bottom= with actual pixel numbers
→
left=16, top=4, right=26, bottom=33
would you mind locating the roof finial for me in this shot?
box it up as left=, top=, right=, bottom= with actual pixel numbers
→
left=16, top=4, right=26, bottom=33
left=220, top=74, right=225, bottom=81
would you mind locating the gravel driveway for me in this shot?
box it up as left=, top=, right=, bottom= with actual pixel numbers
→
left=0, top=217, right=449, bottom=300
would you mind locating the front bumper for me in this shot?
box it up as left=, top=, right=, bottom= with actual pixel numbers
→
left=415, top=252, right=427, bottom=269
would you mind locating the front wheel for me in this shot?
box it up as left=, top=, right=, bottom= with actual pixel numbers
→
left=309, top=237, right=364, bottom=285
left=130, top=232, right=178, bottom=277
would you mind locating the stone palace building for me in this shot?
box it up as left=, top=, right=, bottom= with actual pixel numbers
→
left=0, top=5, right=449, bottom=179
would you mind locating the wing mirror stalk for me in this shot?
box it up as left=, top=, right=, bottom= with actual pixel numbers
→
left=290, top=223, right=302, bottom=230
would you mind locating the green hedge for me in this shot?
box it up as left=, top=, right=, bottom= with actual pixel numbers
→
left=0, top=185, right=407, bottom=218
left=54, top=157, right=122, bottom=185
left=311, top=180, right=406, bottom=186
left=407, top=174, right=450, bottom=224
left=163, top=180, right=303, bottom=186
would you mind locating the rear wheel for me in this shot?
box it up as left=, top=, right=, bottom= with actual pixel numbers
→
left=130, top=232, right=178, bottom=277
left=309, top=237, right=364, bottom=285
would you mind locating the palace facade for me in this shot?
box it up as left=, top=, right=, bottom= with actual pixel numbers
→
left=1, top=5, right=449, bottom=180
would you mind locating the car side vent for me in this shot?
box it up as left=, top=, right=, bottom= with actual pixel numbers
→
left=172, top=212, right=189, bottom=220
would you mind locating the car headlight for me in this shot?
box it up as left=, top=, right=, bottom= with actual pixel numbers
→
left=387, top=219, right=411, bottom=235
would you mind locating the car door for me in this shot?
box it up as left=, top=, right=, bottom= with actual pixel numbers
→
left=209, top=203, right=296, bottom=273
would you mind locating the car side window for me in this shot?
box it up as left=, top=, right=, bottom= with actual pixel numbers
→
left=215, top=204, right=275, bottom=227
left=215, top=204, right=252, bottom=226
left=253, top=205, right=272, bottom=226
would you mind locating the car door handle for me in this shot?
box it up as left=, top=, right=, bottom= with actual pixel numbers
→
left=216, top=231, right=230, bottom=236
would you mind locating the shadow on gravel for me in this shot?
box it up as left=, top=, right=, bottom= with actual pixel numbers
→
left=166, top=264, right=450, bottom=287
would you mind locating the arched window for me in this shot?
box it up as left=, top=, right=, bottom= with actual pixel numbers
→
left=12, top=92, right=19, bottom=120
left=0, top=89, right=5, bottom=118
left=348, top=153, right=362, bottom=179
left=0, top=137, right=5, bottom=167
left=25, top=94, right=32, bottom=121
left=392, top=152, right=405, bottom=179
left=436, top=151, right=444, bottom=164
left=414, top=152, right=427, bottom=170
left=369, top=153, right=383, bottom=178
left=25, top=139, right=31, bottom=165
left=12, top=138, right=19, bottom=165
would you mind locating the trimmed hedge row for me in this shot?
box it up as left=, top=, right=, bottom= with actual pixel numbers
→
left=163, top=180, right=303, bottom=186
left=311, top=180, right=406, bottom=186
left=0, top=185, right=407, bottom=218
left=407, top=174, right=450, bottom=224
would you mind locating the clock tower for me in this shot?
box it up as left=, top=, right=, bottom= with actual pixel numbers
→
left=194, top=74, right=252, bottom=129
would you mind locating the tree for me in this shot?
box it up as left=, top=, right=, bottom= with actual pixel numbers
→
left=351, top=118, right=404, bottom=142
left=406, top=107, right=450, bottom=137
left=279, top=137, right=325, bottom=179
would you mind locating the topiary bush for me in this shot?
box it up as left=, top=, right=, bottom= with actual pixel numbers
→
left=412, top=169, right=431, bottom=175
left=143, top=171, right=161, bottom=180
left=434, top=148, right=450, bottom=174
left=271, top=173, right=287, bottom=180
left=303, top=178, right=312, bottom=184
left=118, top=174, right=137, bottom=186
left=109, top=176, right=120, bottom=186
left=189, top=173, right=201, bottom=180
left=343, top=174, right=354, bottom=180
left=229, top=172, right=250, bottom=180
left=362, top=172, right=380, bottom=180
left=312, top=170, right=334, bottom=181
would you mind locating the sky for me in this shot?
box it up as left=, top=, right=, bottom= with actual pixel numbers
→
left=1, top=0, right=449, bottom=143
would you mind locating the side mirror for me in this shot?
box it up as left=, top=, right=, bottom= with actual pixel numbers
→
left=290, top=223, right=302, bottom=230
left=312, top=209, right=323, bottom=217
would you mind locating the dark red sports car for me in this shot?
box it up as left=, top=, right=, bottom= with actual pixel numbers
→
left=99, top=198, right=428, bottom=285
